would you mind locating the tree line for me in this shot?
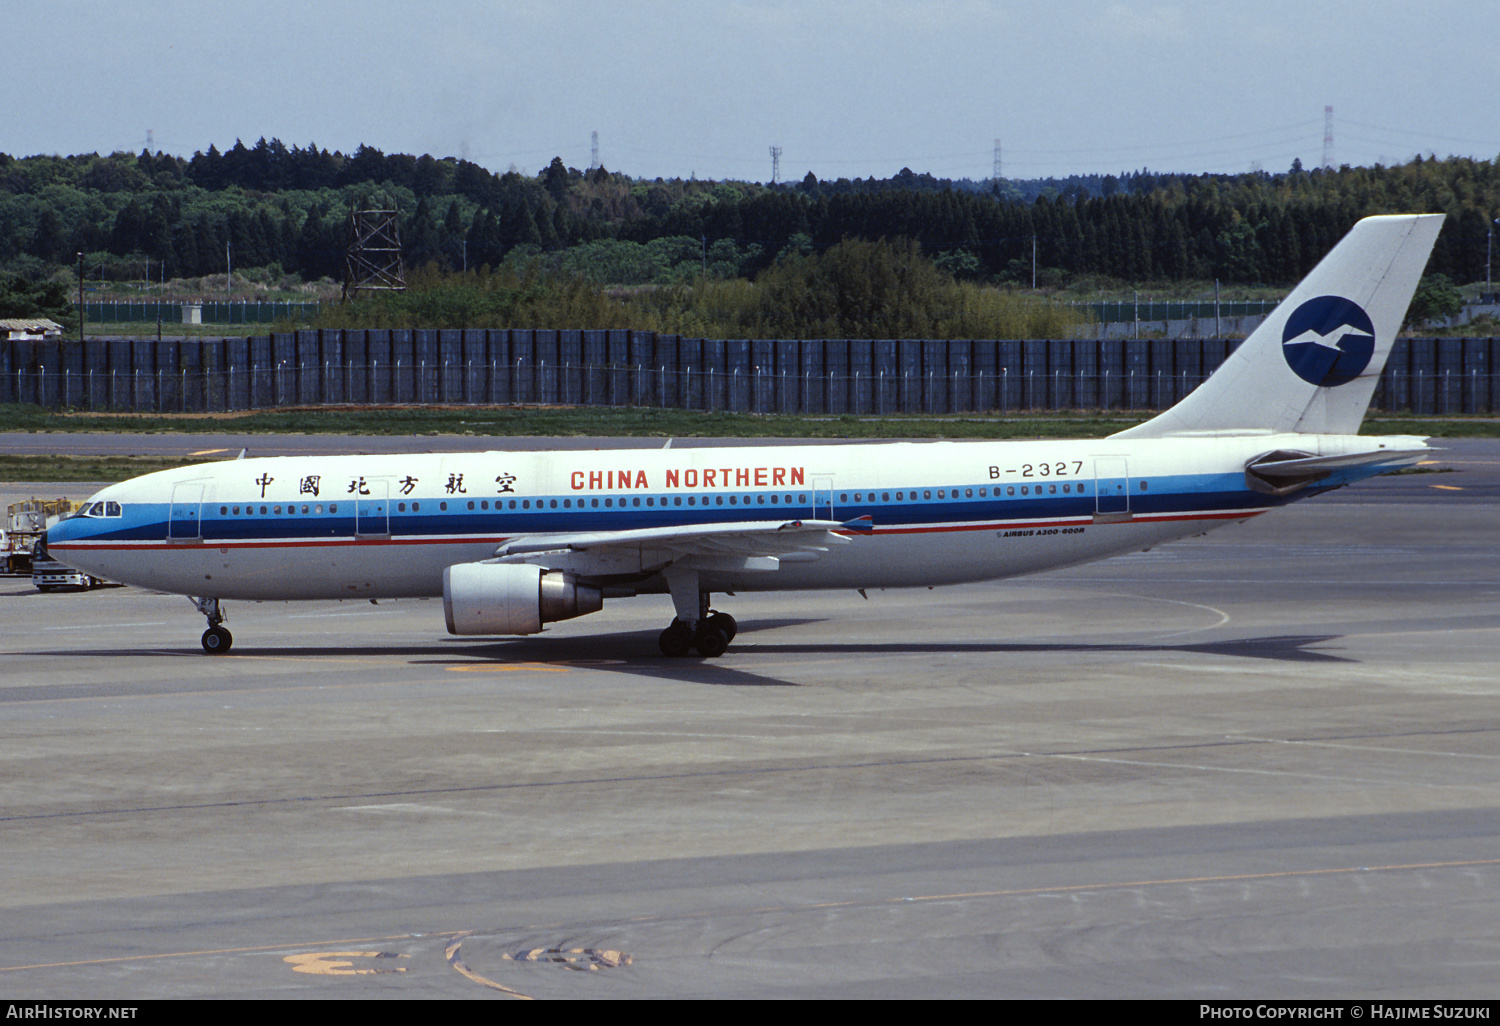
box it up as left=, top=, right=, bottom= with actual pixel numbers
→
left=2, top=139, right=1499, bottom=291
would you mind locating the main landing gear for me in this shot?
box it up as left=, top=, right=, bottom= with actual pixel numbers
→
left=658, top=610, right=738, bottom=658
left=657, top=568, right=737, bottom=658
left=192, top=596, right=233, bottom=654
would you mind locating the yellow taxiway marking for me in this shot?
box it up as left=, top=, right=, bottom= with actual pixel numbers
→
left=187, top=448, right=231, bottom=456
left=447, top=662, right=571, bottom=673
left=447, top=936, right=532, bottom=1000
left=0, top=933, right=437, bottom=973
left=284, top=951, right=408, bottom=975
left=1430, top=484, right=1464, bottom=491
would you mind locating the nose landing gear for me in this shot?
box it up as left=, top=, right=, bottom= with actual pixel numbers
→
left=191, top=596, right=233, bottom=654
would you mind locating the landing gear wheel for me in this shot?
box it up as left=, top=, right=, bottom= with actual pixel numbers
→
left=694, top=627, right=729, bottom=658
left=658, top=621, right=694, bottom=657
left=706, top=611, right=737, bottom=643
left=202, top=626, right=233, bottom=654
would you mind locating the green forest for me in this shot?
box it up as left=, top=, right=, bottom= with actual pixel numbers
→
left=1, top=138, right=1496, bottom=336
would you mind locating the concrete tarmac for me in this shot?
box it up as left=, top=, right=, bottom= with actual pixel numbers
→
left=0, top=439, right=1496, bottom=998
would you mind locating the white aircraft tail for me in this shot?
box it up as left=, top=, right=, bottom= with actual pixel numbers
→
left=1113, top=213, right=1444, bottom=439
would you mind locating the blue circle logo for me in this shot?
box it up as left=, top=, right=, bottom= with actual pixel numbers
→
left=1281, top=296, right=1376, bottom=387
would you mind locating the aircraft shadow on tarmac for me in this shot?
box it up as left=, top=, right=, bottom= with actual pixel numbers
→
left=424, top=626, right=1356, bottom=669
left=16, top=627, right=1353, bottom=698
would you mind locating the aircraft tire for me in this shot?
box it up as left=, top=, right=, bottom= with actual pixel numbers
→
left=695, top=627, right=729, bottom=658
left=201, top=626, right=233, bottom=655
left=706, top=611, right=737, bottom=642
left=658, top=622, right=693, bottom=657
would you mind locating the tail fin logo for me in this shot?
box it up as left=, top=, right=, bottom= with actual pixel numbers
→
left=1281, top=295, right=1376, bottom=387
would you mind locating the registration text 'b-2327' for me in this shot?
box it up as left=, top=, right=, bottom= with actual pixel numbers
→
left=47, top=214, right=1445, bottom=657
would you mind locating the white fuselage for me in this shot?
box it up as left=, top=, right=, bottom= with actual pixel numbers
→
left=46, top=433, right=1409, bottom=605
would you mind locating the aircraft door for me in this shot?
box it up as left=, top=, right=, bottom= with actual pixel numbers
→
left=1094, top=458, right=1130, bottom=514
left=168, top=482, right=205, bottom=540
left=356, top=479, right=390, bottom=536
left=813, top=476, right=834, bottom=520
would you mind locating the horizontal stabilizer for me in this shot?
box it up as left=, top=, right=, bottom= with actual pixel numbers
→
left=1244, top=446, right=1427, bottom=496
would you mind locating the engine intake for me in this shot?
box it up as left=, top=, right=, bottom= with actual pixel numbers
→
left=443, top=562, right=603, bottom=636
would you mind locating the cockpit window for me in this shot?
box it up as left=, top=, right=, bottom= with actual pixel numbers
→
left=74, top=501, right=122, bottom=518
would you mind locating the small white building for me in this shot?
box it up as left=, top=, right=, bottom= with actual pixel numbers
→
left=1, top=318, right=66, bottom=341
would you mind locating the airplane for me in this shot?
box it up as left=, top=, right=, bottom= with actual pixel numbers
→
left=46, top=213, right=1444, bottom=657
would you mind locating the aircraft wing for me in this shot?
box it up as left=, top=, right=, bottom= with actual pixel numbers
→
left=488, top=516, right=873, bottom=576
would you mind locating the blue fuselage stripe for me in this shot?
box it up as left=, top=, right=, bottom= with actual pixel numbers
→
left=57, top=472, right=1287, bottom=545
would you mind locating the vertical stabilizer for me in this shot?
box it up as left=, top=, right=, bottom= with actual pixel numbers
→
left=1113, top=214, right=1443, bottom=438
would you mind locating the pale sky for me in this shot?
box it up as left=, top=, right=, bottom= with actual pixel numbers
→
left=10, top=0, right=1498, bottom=183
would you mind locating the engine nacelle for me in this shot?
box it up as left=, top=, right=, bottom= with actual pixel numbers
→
left=443, top=562, right=603, bottom=636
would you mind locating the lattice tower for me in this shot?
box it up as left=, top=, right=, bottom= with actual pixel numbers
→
left=342, top=207, right=406, bottom=301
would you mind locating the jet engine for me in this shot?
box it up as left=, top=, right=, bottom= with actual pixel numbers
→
left=443, top=562, right=603, bottom=635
